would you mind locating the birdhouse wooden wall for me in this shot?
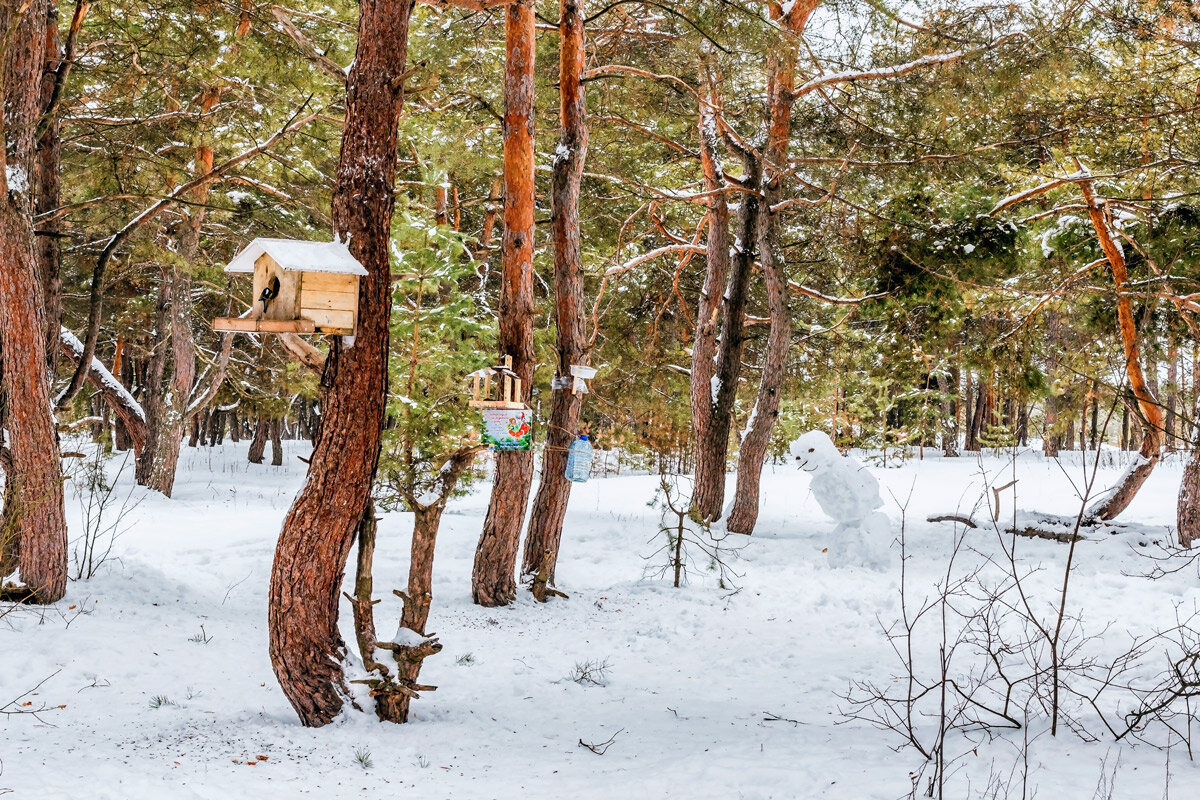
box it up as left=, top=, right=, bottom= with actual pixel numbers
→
left=299, top=271, right=358, bottom=333
left=247, top=255, right=359, bottom=334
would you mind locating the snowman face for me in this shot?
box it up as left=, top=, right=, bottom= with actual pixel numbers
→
left=789, top=430, right=840, bottom=472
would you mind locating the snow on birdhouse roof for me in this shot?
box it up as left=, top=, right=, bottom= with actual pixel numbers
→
left=225, top=238, right=368, bottom=276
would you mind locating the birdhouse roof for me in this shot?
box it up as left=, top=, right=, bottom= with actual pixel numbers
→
left=225, top=238, right=368, bottom=276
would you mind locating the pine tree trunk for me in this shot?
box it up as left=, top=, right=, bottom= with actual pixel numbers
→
left=0, top=0, right=67, bottom=602
left=692, top=146, right=760, bottom=522
left=472, top=0, right=536, bottom=607
left=965, top=381, right=984, bottom=451
left=522, top=0, right=587, bottom=585
left=726, top=4, right=815, bottom=534
left=1178, top=419, right=1200, bottom=548
left=33, top=2, right=62, bottom=365
left=248, top=417, right=269, bottom=464
left=1167, top=343, right=1178, bottom=450
left=136, top=273, right=171, bottom=485
left=688, top=71, right=731, bottom=520
left=268, top=0, right=413, bottom=727
left=1079, top=176, right=1162, bottom=519
left=144, top=260, right=195, bottom=496
left=270, top=417, right=283, bottom=466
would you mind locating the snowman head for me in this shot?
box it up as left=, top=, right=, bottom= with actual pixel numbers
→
left=790, top=430, right=841, bottom=472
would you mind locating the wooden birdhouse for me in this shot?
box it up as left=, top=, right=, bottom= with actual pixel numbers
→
left=467, top=355, right=527, bottom=410
left=212, top=238, right=366, bottom=335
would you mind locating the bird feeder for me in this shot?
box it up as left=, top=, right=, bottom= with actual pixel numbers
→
left=569, top=364, right=597, bottom=395
left=467, top=355, right=527, bottom=410
left=212, top=238, right=366, bottom=335
left=467, top=355, right=532, bottom=451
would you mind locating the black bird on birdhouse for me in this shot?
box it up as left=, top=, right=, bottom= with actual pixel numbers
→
left=259, top=275, right=281, bottom=314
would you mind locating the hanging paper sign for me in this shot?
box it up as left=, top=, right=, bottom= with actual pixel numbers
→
left=481, top=407, right=533, bottom=451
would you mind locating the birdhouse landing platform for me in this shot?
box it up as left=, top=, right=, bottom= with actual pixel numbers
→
left=212, top=238, right=366, bottom=336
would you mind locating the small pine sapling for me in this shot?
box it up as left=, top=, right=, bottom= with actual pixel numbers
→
left=646, top=474, right=743, bottom=589
left=348, top=210, right=494, bottom=723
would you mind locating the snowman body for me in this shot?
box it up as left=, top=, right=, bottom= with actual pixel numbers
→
left=790, top=431, right=891, bottom=567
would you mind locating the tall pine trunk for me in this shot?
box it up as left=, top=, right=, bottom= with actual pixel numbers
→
left=691, top=76, right=759, bottom=523
left=472, top=0, right=537, bottom=607
left=687, top=70, right=731, bottom=521
left=727, top=3, right=818, bottom=533
left=523, top=0, right=587, bottom=585
left=0, top=0, right=67, bottom=602
left=268, top=0, right=414, bottom=727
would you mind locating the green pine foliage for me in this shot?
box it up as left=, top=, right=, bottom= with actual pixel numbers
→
left=376, top=210, right=495, bottom=510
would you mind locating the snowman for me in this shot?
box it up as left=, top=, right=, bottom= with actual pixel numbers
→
left=790, top=430, right=892, bottom=568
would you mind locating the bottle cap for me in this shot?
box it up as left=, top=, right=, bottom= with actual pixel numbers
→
left=580, top=434, right=589, bottom=441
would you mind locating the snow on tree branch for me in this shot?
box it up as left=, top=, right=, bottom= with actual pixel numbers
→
left=603, top=244, right=707, bottom=278
left=795, top=32, right=1024, bottom=99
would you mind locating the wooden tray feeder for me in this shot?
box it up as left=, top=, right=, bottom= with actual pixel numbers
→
left=467, top=355, right=528, bottom=410
left=212, top=238, right=366, bottom=336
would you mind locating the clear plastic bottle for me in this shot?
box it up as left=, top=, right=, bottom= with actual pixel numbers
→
left=565, top=434, right=593, bottom=483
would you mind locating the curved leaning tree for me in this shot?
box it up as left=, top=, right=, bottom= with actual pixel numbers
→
left=266, top=0, right=416, bottom=727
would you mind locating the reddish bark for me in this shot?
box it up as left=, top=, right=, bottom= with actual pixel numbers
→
left=688, top=71, right=731, bottom=522
left=1, top=0, right=66, bottom=602
left=268, top=0, right=414, bottom=727
left=472, top=0, right=536, bottom=607
left=1079, top=176, right=1162, bottom=519
left=727, top=4, right=817, bottom=534
left=523, top=0, right=588, bottom=585
left=692, top=142, right=760, bottom=522
left=33, top=4, right=60, bottom=362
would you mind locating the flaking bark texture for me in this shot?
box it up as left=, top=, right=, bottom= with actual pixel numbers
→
left=692, top=146, right=760, bottom=522
left=33, top=3, right=61, bottom=364
left=523, top=0, right=587, bottom=585
left=728, top=5, right=814, bottom=534
left=688, top=70, right=730, bottom=522
left=1, top=0, right=67, bottom=602
left=472, top=0, right=536, bottom=607
left=267, top=0, right=414, bottom=727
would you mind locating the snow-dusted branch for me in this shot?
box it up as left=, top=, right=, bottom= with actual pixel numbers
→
left=771, top=142, right=858, bottom=213
left=989, top=176, right=1075, bottom=215
left=787, top=282, right=887, bottom=305
left=795, top=32, right=1024, bottom=99
left=603, top=243, right=706, bottom=278
left=583, top=64, right=698, bottom=100
left=998, top=258, right=1105, bottom=342
left=60, top=107, right=322, bottom=409
left=271, top=6, right=349, bottom=86
left=56, top=327, right=147, bottom=453
left=415, top=0, right=507, bottom=10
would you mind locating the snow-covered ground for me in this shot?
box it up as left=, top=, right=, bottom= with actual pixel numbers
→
left=4, top=442, right=1200, bottom=798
